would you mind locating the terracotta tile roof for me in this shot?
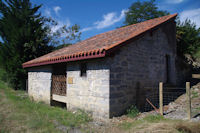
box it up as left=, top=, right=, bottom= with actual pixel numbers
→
left=23, top=13, right=177, bottom=68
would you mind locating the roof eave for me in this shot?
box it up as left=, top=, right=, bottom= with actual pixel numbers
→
left=23, top=13, right=178, bottom=68
left=22, top=50, right=106, bottom=68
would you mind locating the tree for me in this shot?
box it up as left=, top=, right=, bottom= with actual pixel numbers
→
left=176, top=19, right=200, bottom=57
left=45, top=16, right=81, bottom=47
left=123, top=0, right=200, bottom=62
left=0, top=0, right=81, bottom=89
left=0, top=0, right=54, bottom=89
left=124, top=0, right=169, bottom=26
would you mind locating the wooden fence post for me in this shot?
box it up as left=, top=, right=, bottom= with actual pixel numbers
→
left=159, top=82, right=163, bottom=116
left=186, top=82, right=191, bottom=120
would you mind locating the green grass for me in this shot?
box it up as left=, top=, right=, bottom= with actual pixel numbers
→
left=119, top=113, right=200, bottom=132
left=120, top=114, right=166, bottom=130
left=0, top=81, right=91, bottom=132
left=0, top=80, right=7, bottom=90
left=126, top=105, right=139, bottom=118
left=118, top=115, right=199, bottom=132
left=195, top=107, right=200, bottom=111
left=191, top=91, right=199, bottom=98
left=142, top=114, right=165, bottom=122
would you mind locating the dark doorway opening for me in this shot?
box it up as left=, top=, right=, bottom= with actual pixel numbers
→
left=165, top=55, right=170, bottom=83
left=51, top=100, right=67, bottom=108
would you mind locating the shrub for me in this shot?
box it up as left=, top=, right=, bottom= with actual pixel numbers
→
left=126, top=105, right=139, bottom=118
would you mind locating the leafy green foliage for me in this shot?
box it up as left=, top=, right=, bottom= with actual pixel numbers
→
left=0, top=0, right=81, bottom=90
left=176, top=19, right=200, bottom=57
left=124, top=0, right=169, bottom=26
left=0, top=67, right=7, bottom=82
left=50, top=23, right=81, bottom=46
left=126, top=105, right=139, bottom=118
left=124, top=0, right=200, bottom=60
left=0, top=0, right=55, bottom=90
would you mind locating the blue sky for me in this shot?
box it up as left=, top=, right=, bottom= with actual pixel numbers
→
left=1, top=0, right=200, bottom=42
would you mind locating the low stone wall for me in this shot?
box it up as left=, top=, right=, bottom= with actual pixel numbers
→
left=28, top=66, right=52, bottom=104
left=66, top=59, right=110, bottom=119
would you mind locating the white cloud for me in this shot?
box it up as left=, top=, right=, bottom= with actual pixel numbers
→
left=94, top=9, right=127, bottom=29
left=65, top=19, right=71, bottom=28
left=179, top=8, right=200, bottom=28
left=166, top=0, right=184, bottom=4
left=80, top=9, right=127, bottom=32
left=44, top=8, right=51, bottom=16
left=43, top=7, right=70, bottom=35
left=53, top=6, right=61, bottom=15
left=80, top=27, right=94, bottom=32
left=51, top=19, right=71, bottom=34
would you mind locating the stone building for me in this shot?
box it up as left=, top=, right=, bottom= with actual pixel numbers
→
left=23, top=14, right=177, bottom=119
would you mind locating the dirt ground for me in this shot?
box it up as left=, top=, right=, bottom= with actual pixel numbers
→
left=86, top=115, right=200, bottom=133
left=85, top=83, right=200, bottom=133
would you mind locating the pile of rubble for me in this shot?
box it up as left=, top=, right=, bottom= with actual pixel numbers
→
left=164, top=86, right=200, bottom=122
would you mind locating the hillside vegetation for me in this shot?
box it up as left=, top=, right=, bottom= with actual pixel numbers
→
left=0, top=69, right=91, bottom=132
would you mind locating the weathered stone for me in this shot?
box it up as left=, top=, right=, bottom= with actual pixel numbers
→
left=28, top=66, right=52, bottom=104
left=27, top=20, right=177, bottom=120
left=66, top=59, right=110, bottom=119
left=109, top=21, right=177, bottom=117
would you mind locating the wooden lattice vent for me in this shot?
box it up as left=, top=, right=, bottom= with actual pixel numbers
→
left=52, top=75, right=66, bottom=96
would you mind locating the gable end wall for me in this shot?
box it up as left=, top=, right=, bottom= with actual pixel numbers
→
left=109, top=20, right=176, bottom=117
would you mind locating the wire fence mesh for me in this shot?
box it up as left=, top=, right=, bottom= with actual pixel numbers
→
left=143, top=84, right=200, bottom=120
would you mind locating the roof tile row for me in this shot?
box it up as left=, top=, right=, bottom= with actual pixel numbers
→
left=23, top=13, right=177, bottom=68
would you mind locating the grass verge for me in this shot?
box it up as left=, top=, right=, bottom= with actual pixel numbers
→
left=119, top=114, right=200, bottom=133
left=120, top=114, right=166, bottom=130
left=0, top=81, right=91, bottom=132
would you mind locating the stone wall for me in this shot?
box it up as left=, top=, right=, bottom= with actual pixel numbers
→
left=66, top=59, right=110, bottom=119
left=27, top=20, right=177, bottom=119
left=109, top=21, right=177, bottom=117
left=28, top=66, right=52, bottom=104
